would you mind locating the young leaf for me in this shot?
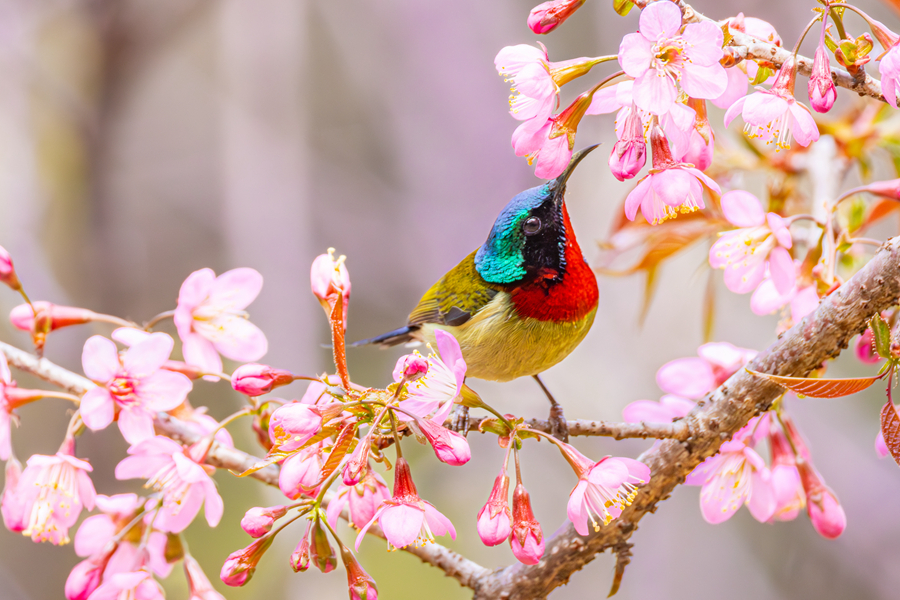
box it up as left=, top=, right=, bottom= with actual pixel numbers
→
left=869, top=313, right=893, bottom=358
left=880, top=400, right=900, bottom=466
left=329, top=291, right=351, bottom=392
left=746, top=369, right=882, bottom=398
left=312, top=422, right=357, bottom=488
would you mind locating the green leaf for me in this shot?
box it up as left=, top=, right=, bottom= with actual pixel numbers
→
left=750, top=65, right=773, bottom=86
left=880, top=400, right=900, bottom=466
left=746, top=369, right=882, bottom=398
left=870, top=313, right=893, bottom=358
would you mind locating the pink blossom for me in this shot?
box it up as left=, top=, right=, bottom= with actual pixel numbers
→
left=0, top=245, right=21, bottom=290
left=17, top=445, right=96, bottom=544
left=393, top=353, right=429, bottom=384
left=326, top=469, right=391, bottom=530
left=797, top=460, right=845, bottom=538
left=856, top=329, right=883, bottom=364
left=87, top=570, right=164, bottom=600
left=527, top=0, right=585, bottom=34
left=617, top=0, right=726, bottom=116
left=115, top=436, right=223, bottom=533
left=1, top=456, right=26, bottom=532
left=750, top=269, right=819, bottom=324
left=685, top=436, right=775, bottom=524
left=81, top=334, right=192, bottom=444
left=709, top=190, right=795, bottom=294
left=477, top=473, right=512, bottom=546
left=10, top=301, right=95, bottom=332
left=174, top=267, right=268, bottom=376
left=221, top=535, right=274, bottom=587
left=809, top=20, right=836, bottom=113
left=768, top=425, right=805, bottom=522
left=555, top=442, right=650, bottom=534
left=241, top=505, right=287, bottom=538
left=712, top=14, right=782, bottom=109
left=184, top=554, right=226, bottom=600
left=0, top=353, right=54, bottom=460
left=396, top=329, right=466, bottom=423
left=268, top=402, right=325, bottom=452
left=609, top=104, right=646, bottom=181
left=311, top=249, right=351, bottom=326
left=417, top=417, right=471, bottom=466
left=509, top=482, right=543, bottom=565
left=623, top=394, right=695, bottom=423
left=279, top=443, right=326, bottom=499
left=341, top=547, right=379, bottom=600
left=876, top=429, right=890, bottom=458
left=724, top=57, right=819, bottom=149
left=879, top=44, right=900, bottom=109
left=656, top=342, right=757, bottom=399
left=66, top=553, right=110, bottom=600
left=355, top=458, right=456, bottom=551
left=231, top=363, right=294, bottom=396
left=624, top=120, right=720, bottom=225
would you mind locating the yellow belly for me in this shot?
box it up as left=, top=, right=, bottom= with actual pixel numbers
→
left=415, top=292, right=596, bottom=382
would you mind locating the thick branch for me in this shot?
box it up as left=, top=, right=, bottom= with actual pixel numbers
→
left=472, top=238, right=900, bottom=599
left=0, top=340, right=489, bottom=589
left=469, top=417, right=690, bottom=441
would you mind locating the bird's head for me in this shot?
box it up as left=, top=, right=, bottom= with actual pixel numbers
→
left=475, top=145, right=597, bottom=285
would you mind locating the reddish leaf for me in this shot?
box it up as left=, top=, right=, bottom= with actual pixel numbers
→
left=313, top=421, right=357, bottom=487
left=329, top=291, right=351, bottom=392
left=881, top=401, right=900, bottom=466
left=746, top=370, right=882, bottom=398
left=861, top=198, right=900, bottom=232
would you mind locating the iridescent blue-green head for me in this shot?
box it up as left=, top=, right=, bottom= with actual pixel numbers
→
left=475, top=146, right=597, bottom=285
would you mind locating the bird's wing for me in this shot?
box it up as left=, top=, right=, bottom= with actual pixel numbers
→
left=408, top=250, right=502, bottom=328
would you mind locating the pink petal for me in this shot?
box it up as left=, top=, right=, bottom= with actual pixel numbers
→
left=638, top=0, right=682, bottom=41
left=681, top=22, right=724, bottom=65
left=723, top=251, right=768, bottom=294
left=650, top=169, right=692, bottom=206
left=115, top=454, right=172, bottom=481
left=656, top=357, right=715, bottom=398
left=742, top=92, right=788, bottom=126
left=123, top=333, right=173, bottom=379
left=618, top=33, right=653, bottom=78
left=533, top=135, right=572, bottom=179
left=80, top=388, right=116, bottom=431
left=680, top=63, right=728, bottom=100
left=699, top=478, right=744, bottom=524
left=209, top=268, right=263, bottom=311
left=622, top=400, right=680, bottom=423
left=137, top=371, right=192, bottom=411
left=74, top=514, right=116, bottom=557
left=624, top=176, right=652, bottom=221
left=177, top=268, right=216, bottom=313
left=660, top=394, right=696, bottom=416
left=766, top=213, right=792, bottom=248
left=182, top=333, right=222, bottom=376
left=876, top=430, right=889, bottom=458
left=616, top=457, right=652, bottom=483
left=512, top=118, right=551, bottom=157
left=201, top=479, right=224, bottom=527
left=633, top=69, right=676, bottom=115
left=423, top=503, right=456, bottom=539
left=212, top=318, right=268, bottom=362
left=0, top=354, right=10, bottom=384
left=118, top=408, right=157, bottom=445
left=713, top=66, right=750, bottom=110
left=586, top=82, right=627, bottom=115
left=768, top=247, right=796, bottom=295
left=82, top=336, right=120, bottom=383
left=567, top=482, right=589, bottom=536
left=494, top=44, right=547, bottom=76
left=750, top=278, right=790, bottom=315
left=788, top=101, right=820, bottom=147
left=379, top=504, right=424, bottom=549
left=747, top=468, right=776, bottom=522
left=682, top=167, right=720, bottom=194
left=720, top=190, right=765, bottom=227
left=111, top=327, right=151, bottom=347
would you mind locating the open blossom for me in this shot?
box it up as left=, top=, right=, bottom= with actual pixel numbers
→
left=709, top=190, right=795, bottom=294
left=713, top=14, right=781, bottom=109
left=656, top=341, right=757, bottom=399
left=174, top=267, right=268, bottom=376
left=477, top=473, right=512, bottom=546
left=880, top=44, right=900, bottom=108
left=2, top=457, right=26, bottom=532
left=396, top=329, right=466, bottom=423
left=87, top=570, right=164, bottom=600
left=617, top=0, right=726, bottom=116
left=509, top=482, right=543, bottom=565
left=555, top=442, right=650, bottom=534
left=1, top=353, right=54, bottom=461
left=115, top=436, right=223, bottom=533
left=686, top=420, right=775, bottom=524
left=624, top=120, right=720, bottom=225
left=750, top=266, right=819, bottom=324
left=81, top=334, right=192, bottom=444
left=809, top=19, right=836, bottom=113
left=724, top=57, right=819, bottom=149
left=327, top=469, right=391, bottom=530
left=14, top=444, right=97, bottom=544
left=355, top=458, right=456, bottom=551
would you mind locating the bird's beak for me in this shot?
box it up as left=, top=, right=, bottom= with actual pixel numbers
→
left=549, top=144, right=599, bottom=203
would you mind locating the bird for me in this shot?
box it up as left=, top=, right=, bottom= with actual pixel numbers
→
left=355, top=146, right=600, bottom=439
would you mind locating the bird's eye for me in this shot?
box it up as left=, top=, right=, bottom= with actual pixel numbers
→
left=523, top=216, right=542, bottom=235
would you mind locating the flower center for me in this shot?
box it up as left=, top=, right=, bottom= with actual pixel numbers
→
left=652, top=39, right=687, bottom=78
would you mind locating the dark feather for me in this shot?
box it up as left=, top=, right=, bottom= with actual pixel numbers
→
left=350, top=325, right=418, bottom=348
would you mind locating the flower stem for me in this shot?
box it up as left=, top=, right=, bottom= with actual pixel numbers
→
left=144, top=310, right=175, bottom=330
left=791, top=16, right=825, bottom=57
left=388, top=409, right=403, bottom=459
left=91, top=313, right=138, bottom=329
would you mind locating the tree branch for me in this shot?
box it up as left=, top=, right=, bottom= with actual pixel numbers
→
left=471, top=237, right=900, bottom=599
left=468, top=417, right=690, bottom=441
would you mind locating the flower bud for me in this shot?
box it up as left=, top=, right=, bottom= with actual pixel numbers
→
left=527, top=0, right=586, bottom=34
left=809, top=23, right=836, bottom=113
left=510, top=482, right=544, bottom=565
left=342, top=441, right=370, bottom=486
left=232, top=363, right=295, bottom=397
left=220, top=535, right=274, bottom=587
left=418, top=418, right=471, bottom=466
left=310, top=518, right=337, bottom=574
left=797, top=461, right=845, bottom=539
left=268, top=402, right=323, bottom=452
left=609, top=106, right=645, bottom=181
left=279, top=445, right=325, bottom=499
left=64, top=554, right=109, bottom=600
left=311, top=248, right=351, bottom=326
left=0, top=246, right=21, bottom=291
left=184, top=554, right=225, bottom=600
left=856, top=329, right=882, bottom=364
left=340, top=546, right=378, bottom=600
left=393, top=353, right=429, bottom=384
left=477, top=474, right=512, bottom=546
left=10, top=301, right=95, bottom=332
left=290, top=532, right=311, bottom=573
left=241, top=505, right=288, bottom=538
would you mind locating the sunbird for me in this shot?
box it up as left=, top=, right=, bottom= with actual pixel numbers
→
left=357, top=146, right=600, bottom=437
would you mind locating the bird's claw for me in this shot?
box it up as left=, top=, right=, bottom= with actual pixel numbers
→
left=449, top=404, right=470, bottom=436
left=549, top=402, right=569, bottom=443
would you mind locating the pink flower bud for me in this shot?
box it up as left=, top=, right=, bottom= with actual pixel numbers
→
left=797, top=461, right=846, bottom=539
left=310, top=518, right=337, bottom=573
left=510, top=482, right=544, bottom=565
left=310, top=249, right=351, bottom=325
left=0, top=246, right=21, bottom=291
left=418, top=418, right=471, bottom=466
left=342, top=441, right=369, bottom=486
left=232, top=363, right=295, bottom=396
left=341, top=546, right=378, bottom=600
left=220, top=535, right=274, bottom=587
left=393, top=354, right=429, bottom=384
left=10, top=301, right=95, bottom=332
left=809, top=23, right=836, bottom=113
left=240, top=505, right=288, bottom=538
left=184, top=554, right=225, bottom=600
left=268, top=402, right=323, bottom=452
left=477, top=474, right=512, bottom=546
left=609, top=107, right=645, bottom=182
left=290, top=530, right=311, bottom=572
left=860, top=178, right=900, bottom=201
left=527, top=0, right=585, bottom=34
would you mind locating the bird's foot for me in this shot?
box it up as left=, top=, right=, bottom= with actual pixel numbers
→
left=548, top=402, right=569, bottom=443
left=449, top=404, right=470, bottom=436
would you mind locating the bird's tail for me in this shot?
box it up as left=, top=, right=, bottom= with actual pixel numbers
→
left=350, top=325, right=418, bottom=348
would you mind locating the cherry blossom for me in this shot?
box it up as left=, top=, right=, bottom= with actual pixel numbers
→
left=81, top=334, right=192, bottom=444
left=509, top=482, right=543, bottom=565
left=1, top=456, right=26, bottom=532
left=808, top=19, right=836, bottom=113
left=10, top=301, right=94, bottom=333
left=231, top=363, right=295, bottom=396
left=608, top=104, right=646, bottom=181
left=709, top=190, right=795, bottom=294
left=87, top=570, right=164, bottom=600
left=527, top=0, right=585, bottom=34
left=174, top=267, right=268, bottom=376
left=355, top=458, right=456, bottom=551
left=221, top=536, right=274, bottom=586
left=268, top=402, right=325, bottom=452
left=712, top=14, right=782, bottom=109
left=617, top=0, right=726, bottom=115
left=750, top=269, right=819, bottom=324
left=0, top=353, right=53, bottom=461
left=279, top=443, right=326, bottom=499
left=241, top=505, right=287, bottom=538
left=0, top=245, right=20, bottom=291
left=311, top=249, right=351, bottom=326
left=879, top=44, right=900, bottom=108
left=656, top=341, right=757, bottom=399
left=326, top=469, right=391, bottom=531
left=623, top=394, right=695, bottom=424
left=477, top=473, right=512, bottom=546
left=396, top=329, right=466, bottom=423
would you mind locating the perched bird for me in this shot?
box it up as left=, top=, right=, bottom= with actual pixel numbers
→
left=357, top=146, right=600, bottom=437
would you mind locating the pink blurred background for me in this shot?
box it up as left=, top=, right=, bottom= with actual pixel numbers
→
left=1, top=0, right=899, bottom=598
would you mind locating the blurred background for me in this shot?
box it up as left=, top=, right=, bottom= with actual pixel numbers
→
left=1, top=0, right=900, bottom=598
